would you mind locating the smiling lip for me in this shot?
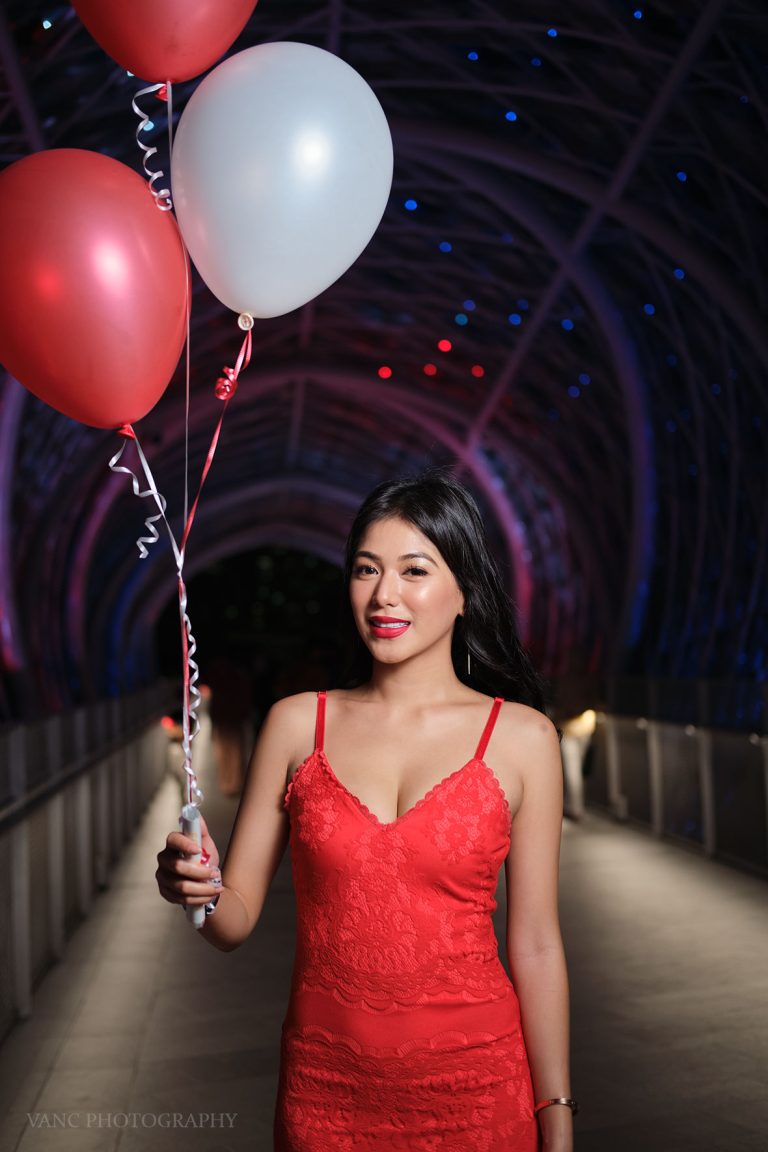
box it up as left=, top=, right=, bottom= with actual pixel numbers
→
left=368, top=616, right=411, bottom=638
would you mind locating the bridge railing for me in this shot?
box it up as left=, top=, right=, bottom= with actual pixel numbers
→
left=578, top=713, right=768, bottom=876
left=0, top=683, right=177, bottom=1044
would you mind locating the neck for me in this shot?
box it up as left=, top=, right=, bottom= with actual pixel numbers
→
left=364, top=637, right=466, bottom=707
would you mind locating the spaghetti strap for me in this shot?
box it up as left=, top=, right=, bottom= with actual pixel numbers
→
left=475, top=696, right=503, bottom=760
left=315, top=689, right=327, bottom=752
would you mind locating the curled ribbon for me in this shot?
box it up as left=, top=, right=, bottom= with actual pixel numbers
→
left=110, top=324, right=254, bottom=808
left=131, top=81, right=173, bottom=211
left=108, top=424, right=202, bottom=805
left=108, top=425, right=170, bottom=559
left=178, top=569, right=203, bottom=804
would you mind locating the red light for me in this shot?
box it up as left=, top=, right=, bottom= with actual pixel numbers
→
left=437, top=339, right=452, bottom=352
left=378, top=365, right=392, bottom=379
left=423, top=363, right=438, bottom=376
left=160, top=716, right=176, bottom=731
left=471, top=364, right=485, bottom=378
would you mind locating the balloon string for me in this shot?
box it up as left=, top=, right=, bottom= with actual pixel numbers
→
left=108, top=325, right=254, bottom=807
left=182, top=250, right=191, bottom=535
left=165, top=76, right=190, bottom=530
left=108, top=427, right=179, bottom=564
left=134, top=425, right=202, bottom=802
left=132, top=82, right=173, bottom=211
left=180, top=328, right=252, bottom=556
left=178, top=569, right=202, bottom=806
left=108, top=424, right=202, bottom=803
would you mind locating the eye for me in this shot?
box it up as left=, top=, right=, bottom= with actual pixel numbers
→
left=353, top=563, right=377, bottom=576
left=405, top=566, right=428, bottom=576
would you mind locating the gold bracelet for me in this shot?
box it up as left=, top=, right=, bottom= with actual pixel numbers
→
left=533, top=1097, right=579, bottom=1117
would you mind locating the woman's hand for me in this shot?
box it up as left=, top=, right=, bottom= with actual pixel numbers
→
left=155, top=811, right=222, bottom=907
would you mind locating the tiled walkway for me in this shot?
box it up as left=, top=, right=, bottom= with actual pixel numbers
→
left=1, top=741, right=766, bottom=1151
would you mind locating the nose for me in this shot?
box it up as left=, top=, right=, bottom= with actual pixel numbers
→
left=371, top=567, right=401, bottom=608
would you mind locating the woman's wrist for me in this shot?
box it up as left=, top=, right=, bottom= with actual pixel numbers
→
left=538, top=1107, right=573, bottom=1152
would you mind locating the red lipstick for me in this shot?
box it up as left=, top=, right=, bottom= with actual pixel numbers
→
left=368, top=615, right=411, bottom=639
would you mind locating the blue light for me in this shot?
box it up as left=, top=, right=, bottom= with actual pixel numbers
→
left=547, top=28, right=558, bottom=38
left=548, top=408, right=560, bottom=421
left=454, top=313, right=468, bottom=326
left=688, top=464, right=698, bottom=477
left=666, top=353, right=678, bottom=366
left=568, top=385, right=580, bottom=398
left=633, top=9, right=643, bottom=18
left=578, top=372, right=591, bottom=386
left=531, top=57, right=542, bottom=67
left=508, top=313, right=522, bottom=326
left=42, top=18, right=52, bottom=29
left=561, top=318, right=574, bottom=331
left=505, top=111, right=518, bottom=122
left=711, top=383, right=722, bottom=395
left=739, top=94, right=749, bottom=104
left=439, top=240, right=452, bottom=253
left=517, top=298, right=529, bottom=310
left=674, top=267, right=685, bottom=280
left=463, top=299, right=476, bottom=311
left=404, top=198, right=418, bottom=211
left=676, top=170, right=687, bottom=182
left=643, top=303, right=655, bottom=315
left=143, top=120, right=155, bottom=132
left=467, top=51, right=479, bottom=61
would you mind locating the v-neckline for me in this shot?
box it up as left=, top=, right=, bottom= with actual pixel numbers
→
left=308, top=748, right=511, bottom=830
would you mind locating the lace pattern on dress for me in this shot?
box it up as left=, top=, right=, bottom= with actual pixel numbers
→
left=277, top=1022, right=537, bottom=1152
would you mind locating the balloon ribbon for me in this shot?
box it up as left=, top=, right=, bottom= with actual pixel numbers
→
left=108, top=328, right=253, bottom=806
left=132, top=82, right=174, bottom=211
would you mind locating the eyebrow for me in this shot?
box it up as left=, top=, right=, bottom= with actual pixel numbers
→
left=355, top=550, right=437, bottom=565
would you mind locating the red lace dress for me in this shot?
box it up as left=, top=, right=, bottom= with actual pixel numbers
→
left=275, top=690, right=538, bottom=1151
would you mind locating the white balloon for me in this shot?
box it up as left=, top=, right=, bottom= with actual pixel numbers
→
left=171, top=41, right=393, bottom=318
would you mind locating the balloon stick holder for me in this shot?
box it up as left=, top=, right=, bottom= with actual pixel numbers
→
left=180, top=803, right=205, bottom=929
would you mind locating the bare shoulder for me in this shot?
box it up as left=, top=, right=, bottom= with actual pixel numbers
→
left=496, top=701, right=562, bottom=780
left=267, top=690, right=318, bottom=722
left=260, top=691, right=319, bottom=767
left=498, top=700, right=559, bottom=745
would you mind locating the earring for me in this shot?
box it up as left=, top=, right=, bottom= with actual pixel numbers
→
left=467, top=644, right=472, bottom=678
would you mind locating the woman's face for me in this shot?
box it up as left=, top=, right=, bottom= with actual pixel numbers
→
left=349, top=516, right=464, bottom=664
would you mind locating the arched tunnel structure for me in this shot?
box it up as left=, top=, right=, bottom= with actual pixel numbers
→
left=1, top=1, right=766, bottom=724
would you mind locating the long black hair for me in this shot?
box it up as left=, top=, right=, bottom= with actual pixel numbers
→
left=338, top=468, right=549, bottom=714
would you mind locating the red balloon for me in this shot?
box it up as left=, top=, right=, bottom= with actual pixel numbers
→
left=73, top=0, right=257, bottom=83
left=0, top=149, right=188, bottom=429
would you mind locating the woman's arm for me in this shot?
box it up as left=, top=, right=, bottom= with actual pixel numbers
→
left=157, top=692, right=314, bottom=952
left=503, top=709, right=573, bottom=1152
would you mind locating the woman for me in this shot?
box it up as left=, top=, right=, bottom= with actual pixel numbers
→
left=156, top=470, right=575, bottom=1151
